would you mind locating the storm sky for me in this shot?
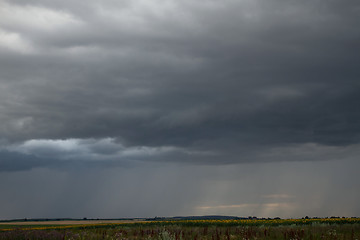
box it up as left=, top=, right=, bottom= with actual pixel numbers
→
left=0, top=0, right=360, bottom=219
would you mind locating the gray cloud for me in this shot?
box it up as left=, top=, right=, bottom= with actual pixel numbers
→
left=1, top=0, right=359, bottom=149
left=1, top=0, right=359, bottom=166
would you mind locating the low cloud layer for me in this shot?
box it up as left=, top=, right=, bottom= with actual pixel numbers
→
left=1, top=0, right=359, bottom=218
left=1, top=138, right=360, bottom=172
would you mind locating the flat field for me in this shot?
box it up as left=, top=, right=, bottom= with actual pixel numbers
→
left=1, top=218, right=360, bottom=239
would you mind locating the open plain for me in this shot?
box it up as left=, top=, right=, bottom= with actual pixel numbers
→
left=1, top=218, right=360, bottom=239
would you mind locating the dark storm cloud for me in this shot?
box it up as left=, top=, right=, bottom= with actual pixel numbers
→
left=1, top=0, right=360, bottom=169
left=0, top=148, right=104, bottom=172
left=0, top=150, right=44, bottom=172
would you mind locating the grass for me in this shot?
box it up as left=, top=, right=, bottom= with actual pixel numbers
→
left=0, top=218, right=360, bottom=239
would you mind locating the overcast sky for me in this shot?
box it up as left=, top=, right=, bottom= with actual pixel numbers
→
left=0, top=0, right=360, bottom=220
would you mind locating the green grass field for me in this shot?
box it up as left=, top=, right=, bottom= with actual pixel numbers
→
left=1, top=218, right=360, bottom=239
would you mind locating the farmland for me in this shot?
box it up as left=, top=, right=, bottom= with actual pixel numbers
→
left=1, top=218, right=360, bottom=239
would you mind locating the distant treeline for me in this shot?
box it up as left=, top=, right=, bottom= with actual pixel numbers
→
left=0, top=218, right=142, bottom=222
left=1, top=215, right=358, bottom=223
left=145, top=215, right=358, bottom=221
